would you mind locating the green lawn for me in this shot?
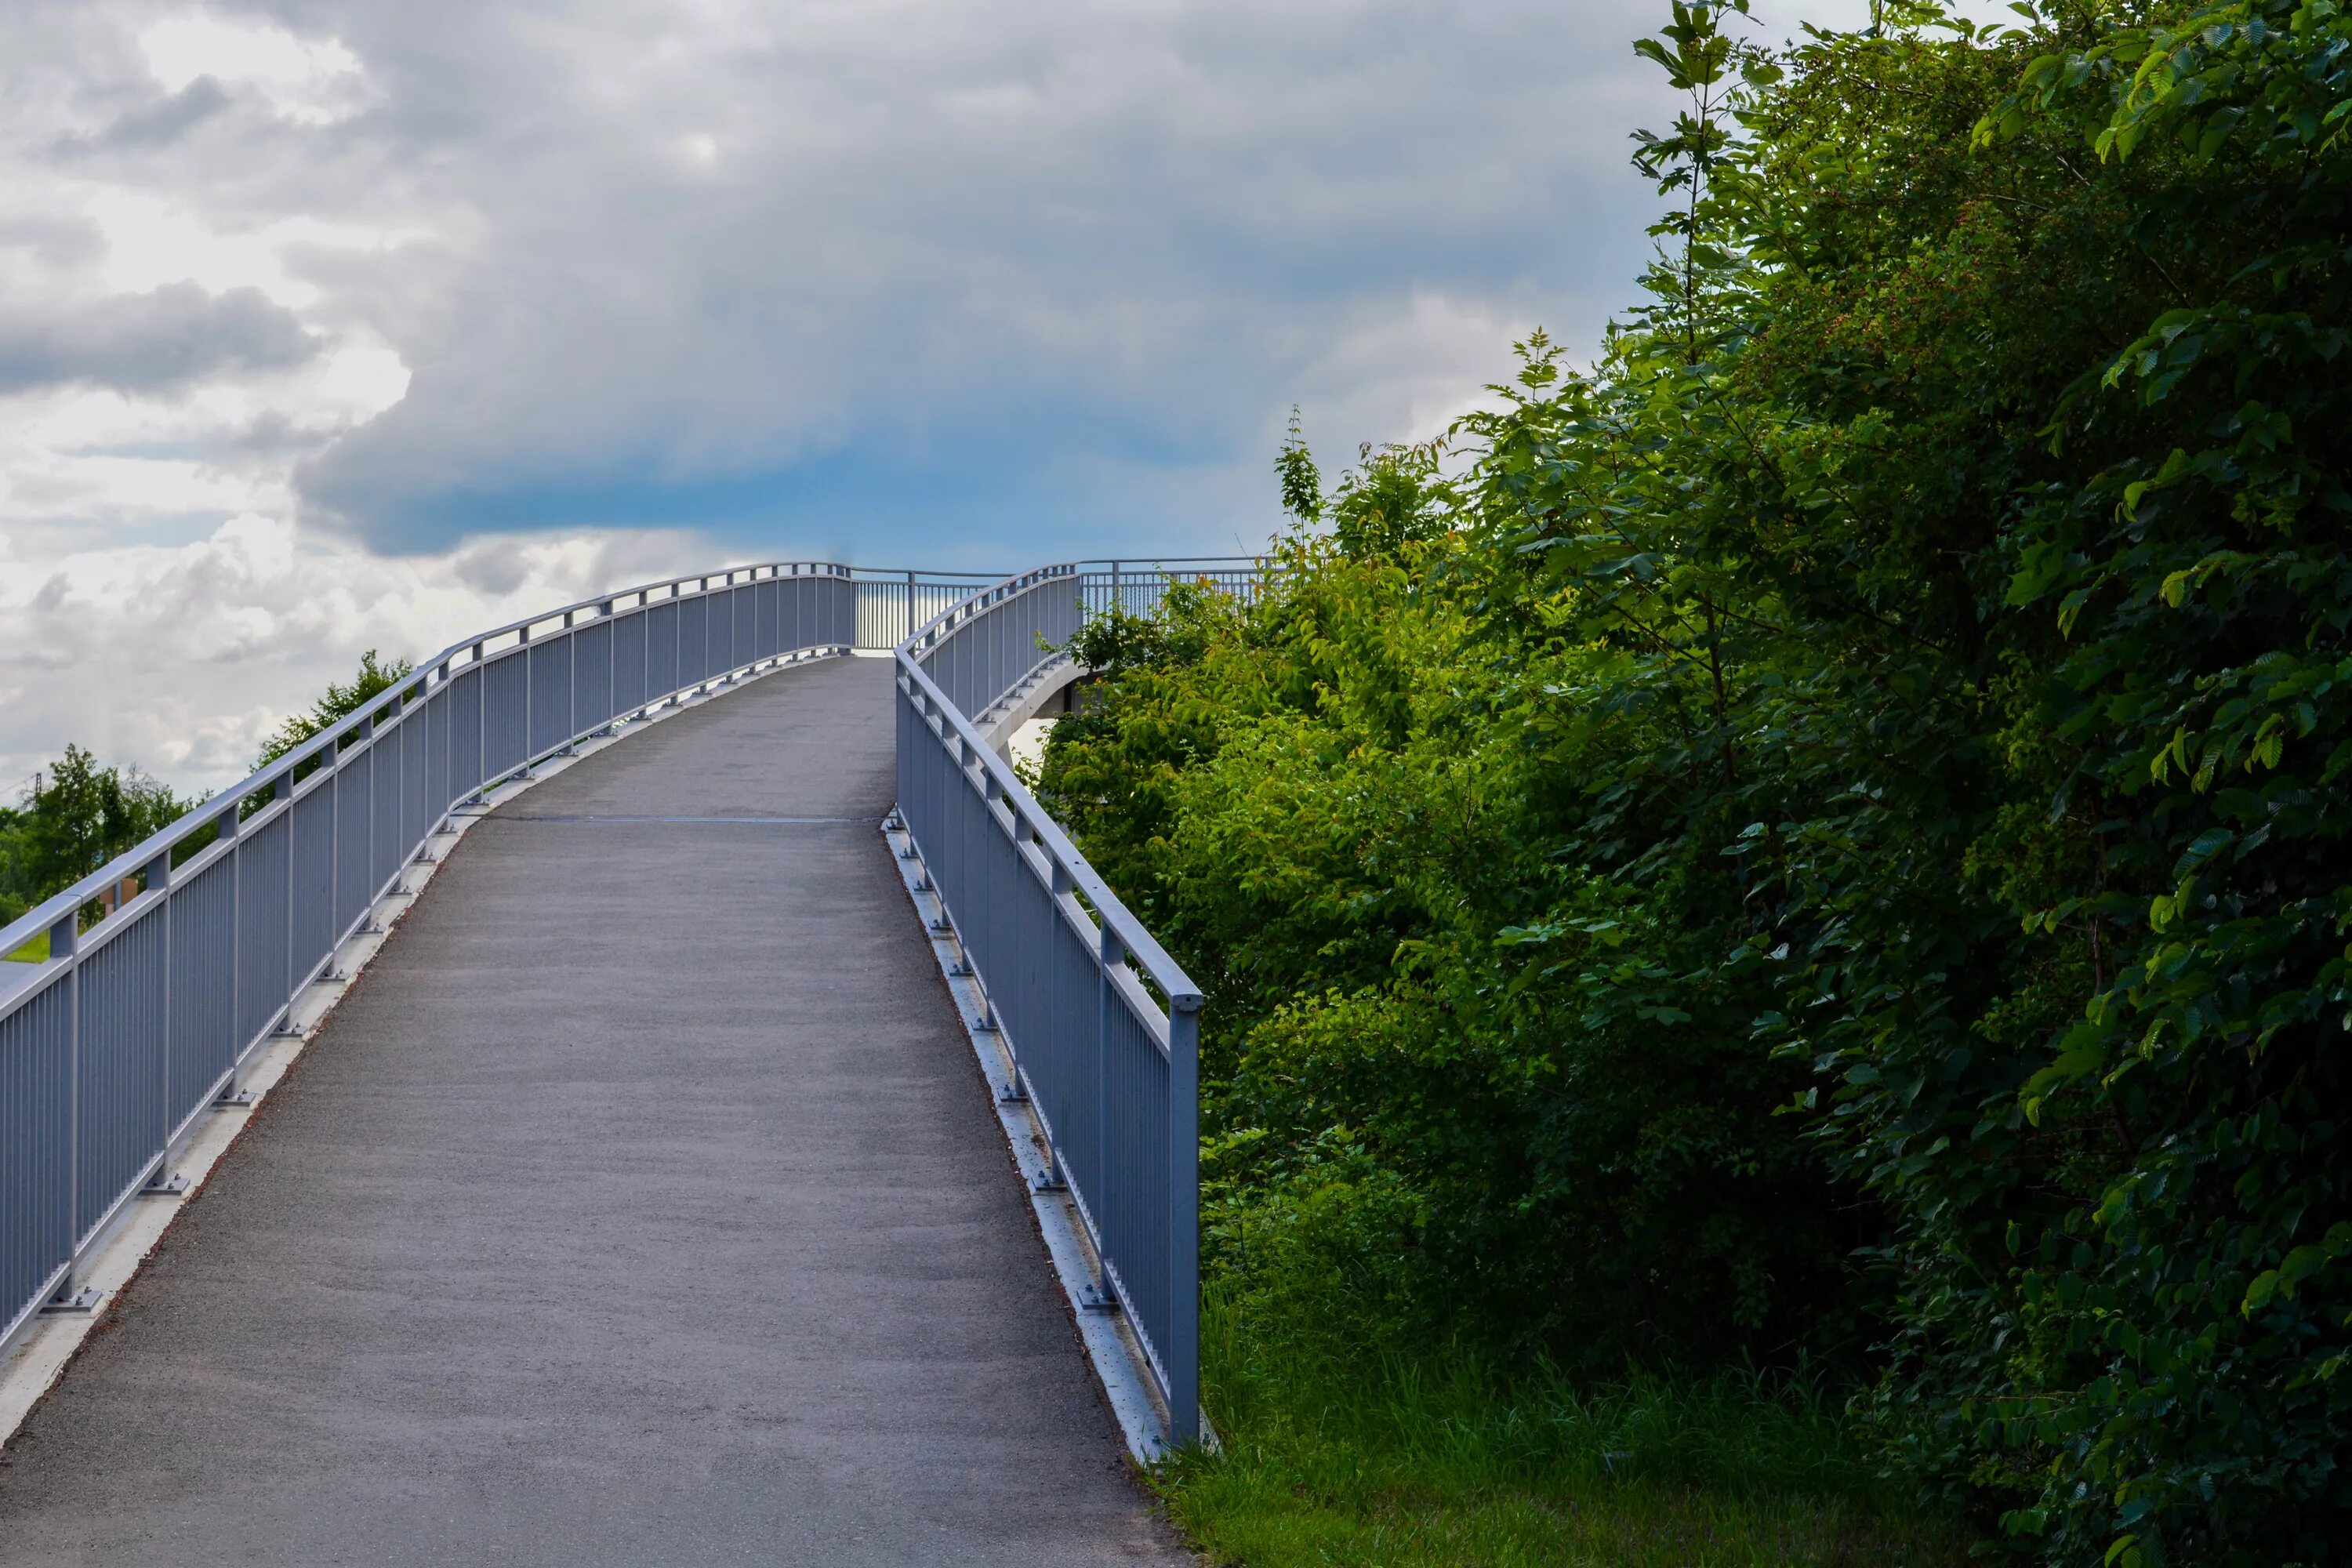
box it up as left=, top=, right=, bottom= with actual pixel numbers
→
left=1157, top=1316, right=1968, bottom=1567
left=4, top=928, right=47, bottom=963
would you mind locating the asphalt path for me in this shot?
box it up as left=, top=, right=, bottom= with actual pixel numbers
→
left=0, top=655, right=1186, bottom=1566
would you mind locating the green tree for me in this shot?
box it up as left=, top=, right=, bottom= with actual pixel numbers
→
left=1044, top=0, right=2352, bottom=1560
left=0, top=804, right=34, bottom=927
left=256, top=648, right=416, bottom=769
left=15, top=745, right=188, bottom=920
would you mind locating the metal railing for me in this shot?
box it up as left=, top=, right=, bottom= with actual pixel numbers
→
left=893, top=557, right=1262, bottom=1446
left=0, top=559, right=1010, bottom=1352
left=1083, top=558, right=1266, bottom=622
left=850, top=568, right=1009, bottom=652
left=0, top=550, right=1265, bottom=1450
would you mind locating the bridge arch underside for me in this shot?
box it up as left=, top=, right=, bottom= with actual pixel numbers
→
left=0, top=656, right=1181, bottom=1566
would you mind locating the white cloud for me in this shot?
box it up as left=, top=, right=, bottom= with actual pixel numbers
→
left=1294, top=290, right=1559, bottom=452
left=140, top=13, right=373, bottom=126
left=0, top=511, right=707, bottom=790
left=264, top=0, right=1701, bottom=545
left=0, top=0, right=1911, bottom=796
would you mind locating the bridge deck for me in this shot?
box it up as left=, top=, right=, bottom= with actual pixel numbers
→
left=0, top=656, right=1181, bottom=1566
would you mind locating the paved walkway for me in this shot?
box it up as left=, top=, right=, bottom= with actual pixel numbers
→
left=0, top=656, right=1185, bottom=1566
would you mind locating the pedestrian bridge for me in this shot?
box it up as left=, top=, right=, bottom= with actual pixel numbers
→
left=0, top=561, right=1252, bottom=1565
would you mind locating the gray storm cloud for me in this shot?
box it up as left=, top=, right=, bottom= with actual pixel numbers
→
left=0, top=0, right=1874, bottom=789
left=0, top=282, right=317, bottom=394
left=66, top=74, right=234, bottom=152
left=246, top=0, right=1682, bottom=551
left=1, top=0, right=1889, bottom=557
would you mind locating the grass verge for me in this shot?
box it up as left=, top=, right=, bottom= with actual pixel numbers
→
left=1155, top=1312, right=1969, bottom=1567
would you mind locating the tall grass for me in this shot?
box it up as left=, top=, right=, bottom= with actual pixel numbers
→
left=1156, top=1297, right=1969, bottom=1567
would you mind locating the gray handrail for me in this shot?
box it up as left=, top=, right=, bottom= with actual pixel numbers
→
left=892, top=556, right=1264, bottom=1446
left=897, top=644, right=1201, bottom=1012
left=0, top=550, right=1264, bottom=1446
left=0, top=562, right=1002, bottom=964
left=0, top=561, right=994, bottom=1351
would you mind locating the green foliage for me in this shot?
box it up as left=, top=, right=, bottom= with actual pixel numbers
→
left=0, top=807, right=31, bottom=935
left=1045, top=541, right=1869, bottom=1370
left=1049, top=0, right=2352, bottom=1561
left=1276, top=408, right=1323, bottom=525
left=256, top=648, right=416, bottom=769
left=1277, top=422, right=1454, bottom=560
left=0, top=745, right=190, bottom=934
left=1163, top=1305, right=1962, bottom=1566
left=0, top=649, right=418, bottom=944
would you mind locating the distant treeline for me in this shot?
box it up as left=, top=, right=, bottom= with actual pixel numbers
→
left=2, top=650, right=412, bottom=938
left=0, top=747, right=189, bottom=930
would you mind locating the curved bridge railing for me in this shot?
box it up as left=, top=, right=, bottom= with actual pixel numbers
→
left=0, top=551, right=1263, bottom=1451
left=0, top=560, right=1000, bottom=1351
left=895, top=557, right=1263, bottom=1446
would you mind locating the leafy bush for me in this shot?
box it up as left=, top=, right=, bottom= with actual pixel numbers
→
left=1047, top=2, right=2352, bottom=1561
left=1047, top=541, right=1871, bottom=1368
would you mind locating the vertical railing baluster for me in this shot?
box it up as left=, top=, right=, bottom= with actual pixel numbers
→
left=565, top=610, right=577, bottom=747
left=1095, top=921, right=1118, bottom=1307
left=472, top=642, right=486, bottom=799
left=1167, top=994, right=1201, bottom=1446
left=519, top=620, right=532, bottom=772
left=278, top=772, right=292, bottom=1035
left=217, top=798, right=241, bottom=1103
left=53, top=908, right=78, bottom=1302
left=146, top=847, right=171, bottom=1168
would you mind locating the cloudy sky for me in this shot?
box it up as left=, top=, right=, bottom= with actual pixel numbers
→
left=0, top=0, right=1864, bottom=794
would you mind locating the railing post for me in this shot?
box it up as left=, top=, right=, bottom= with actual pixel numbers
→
left=1094, top=923, right=1121, bottom=1308
left=359, top=712, right=376, bottom=924
left=430, top=661, right=448, bottom=831
left=601, top=602, right=615, bottom=728
left=281, top=770, right=294, bottom=1032
left=145, top=848, right=171, bottom=1161
left=215, top=798, right=241, bottom=1105
left=1168, top=993, right=1201, bottom=1446
left=471, top=642, right=486, bottom=799
left=520, top=618, right=535, bottom=773
left=50, top=905, right=79, bottom=1305
left=564, top=609, right=578, bottom=747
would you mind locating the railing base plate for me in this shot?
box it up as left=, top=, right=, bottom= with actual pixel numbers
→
left=42, top=1286, right=100, bottom=1316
